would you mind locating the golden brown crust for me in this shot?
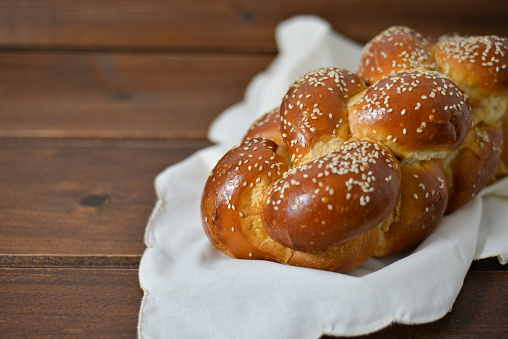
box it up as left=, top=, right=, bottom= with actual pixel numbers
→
left=357, top=26, right=435, bottom=85
left=375, top=159, right=448, bottom=257
left=287, top=228, right=378, bottom=272
left=262, top=140, right=401, bottom=251
left=445, top=123, right=503, bottom=213
left=280, top=67, right=367, bottom=166
left=349, top=70, right=471, bottom=159
left=201, top=138, right=291, bottom=260
left=243, top=107, right=283, bottom=145
left=434, top=35, right=508, bottom=105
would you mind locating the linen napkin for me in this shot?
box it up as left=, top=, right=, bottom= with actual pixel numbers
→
left=138, top=15, right=508, bottom=338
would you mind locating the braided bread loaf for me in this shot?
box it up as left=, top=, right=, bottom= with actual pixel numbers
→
left=201, top=26, right=508, bottom=272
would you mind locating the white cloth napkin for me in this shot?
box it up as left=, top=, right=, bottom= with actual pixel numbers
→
left=138, top=15, right=508, bottom=338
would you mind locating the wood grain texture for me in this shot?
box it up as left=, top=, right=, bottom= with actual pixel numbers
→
left=0, top=268, right=505, bottom=338
left=0, top=268, right=142, bottom=338
left=0, top=0, right=507, bottom=52
left=0, top=138, right=210, bottom=255
left=0, top=255, right=141, bottom=269
left=1, top=1, right=507, bottom=337
left=0, top=52, right=273, bottom=139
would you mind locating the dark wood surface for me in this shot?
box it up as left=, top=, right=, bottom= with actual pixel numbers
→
left=1, top=1, right=507, bottom=338
left=1, top=0, right=507, bottom=52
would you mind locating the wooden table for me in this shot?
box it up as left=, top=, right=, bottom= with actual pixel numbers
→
left=1, top=1, right=507, bottom=338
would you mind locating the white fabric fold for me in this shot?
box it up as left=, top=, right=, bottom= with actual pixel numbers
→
left=138, top=15, right=508, bottom=339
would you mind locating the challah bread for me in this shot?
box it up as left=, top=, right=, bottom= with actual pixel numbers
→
left=244, top=107, right=285, bottom=146
left=444, top=123, right=503, bottom=212
left=201, top=27, right=508, bottom=272
left=357, top=26, right=508, bottom=213
left=261, top=139, right=400, bottom=252
left=348, top=70, right=467, bottom=256
left=434, top=34, right=508, bottom=192
left=434, top=34, right=508, bottom=112
left=201, top=137, right=381, bottom=271
left=349, top=70, right=471, bottom=160
left=357, top=26, right=435, bottom=86
left=279, top=68, right=367, bottom=166
left=374, top=159, right=448, bottom=257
